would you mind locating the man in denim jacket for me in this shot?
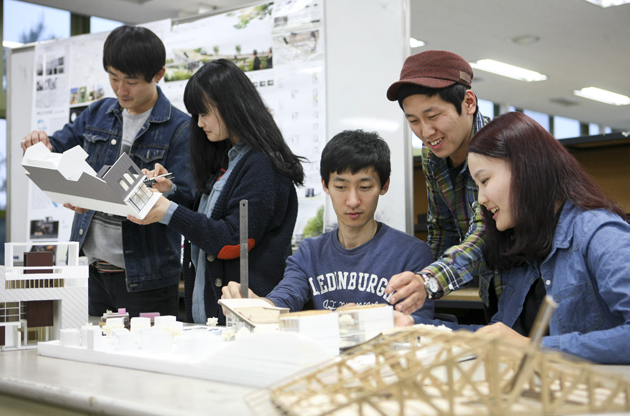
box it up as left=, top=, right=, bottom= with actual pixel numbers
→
left=21, top=26, right=194, bottom=317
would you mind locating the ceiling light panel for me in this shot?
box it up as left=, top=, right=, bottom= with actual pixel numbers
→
left=470, top=59, right=547, bottom=82
left=573, top=87, right=630, bottom=105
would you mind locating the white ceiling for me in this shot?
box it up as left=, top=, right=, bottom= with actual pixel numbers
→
left=21, top=0, right=630, bottom=131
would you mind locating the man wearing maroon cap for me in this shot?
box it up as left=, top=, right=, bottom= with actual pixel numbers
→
left=384, top=50, right=498, bottom=325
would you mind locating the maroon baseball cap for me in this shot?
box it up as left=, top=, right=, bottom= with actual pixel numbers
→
left=386, top=50, right=474, bottom=101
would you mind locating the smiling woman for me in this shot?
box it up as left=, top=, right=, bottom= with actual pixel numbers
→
left=418, top=111, right=630, bottom=365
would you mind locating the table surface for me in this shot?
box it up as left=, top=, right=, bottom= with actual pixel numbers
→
left=2, top=341, right=630, bottom=416
left=0, top=348, right=255, bottom=416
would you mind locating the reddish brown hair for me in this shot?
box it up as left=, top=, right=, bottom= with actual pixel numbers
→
left=469, top=111, right=626, bottom=269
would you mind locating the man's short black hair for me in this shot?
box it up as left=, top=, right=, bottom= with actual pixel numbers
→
left=397, top=83, right=478, bottom=116
left=320, top=130, right=391, bottom=189
left=103, top=25, right=165, bottom=82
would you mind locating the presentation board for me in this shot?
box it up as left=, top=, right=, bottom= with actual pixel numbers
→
left=7, top=0, right=412, bottom=249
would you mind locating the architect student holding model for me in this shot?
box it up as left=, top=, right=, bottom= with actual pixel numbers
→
left=128, top=59, right=305, bottom=325
left=21, top=25, right=194, bottom=318
left=221, top=129, right=434, bottom=326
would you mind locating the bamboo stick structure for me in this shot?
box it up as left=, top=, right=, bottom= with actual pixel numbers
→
left=253, top=326, right=630, bottom=416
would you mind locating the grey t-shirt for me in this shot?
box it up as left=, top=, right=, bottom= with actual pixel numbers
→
left=82, top=108, right=152, bottom=268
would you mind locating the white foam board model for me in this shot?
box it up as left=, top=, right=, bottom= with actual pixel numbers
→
left=1, top=242, right=88, bottom=350
left=22, top=142, right=161, bottom=219
left=38, top=324, right=335, bottom=388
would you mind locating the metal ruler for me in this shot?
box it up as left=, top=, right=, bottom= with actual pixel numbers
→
left=240, top=200, right=249, bottom=298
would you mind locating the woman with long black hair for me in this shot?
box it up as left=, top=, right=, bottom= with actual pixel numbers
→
left=418, top=111, right=630, bottom=364
left=129, top=59, right=304, bottom=324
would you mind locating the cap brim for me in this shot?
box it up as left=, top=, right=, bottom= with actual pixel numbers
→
left=386, top=77, right=458, bottom=101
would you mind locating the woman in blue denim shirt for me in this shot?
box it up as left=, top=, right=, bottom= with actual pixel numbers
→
left=443, top=111, right=630, bottom=364
left=129, top=60, right=306, bottom=323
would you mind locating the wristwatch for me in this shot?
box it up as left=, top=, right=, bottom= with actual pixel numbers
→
left=418, top=272, right=444, bottom=300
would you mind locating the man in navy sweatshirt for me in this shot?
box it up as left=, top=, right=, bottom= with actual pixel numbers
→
left=221, top=129, right=433, bottom=326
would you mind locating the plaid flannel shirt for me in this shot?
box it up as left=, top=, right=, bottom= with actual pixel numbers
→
left=419, top=111, right=501, bottom=306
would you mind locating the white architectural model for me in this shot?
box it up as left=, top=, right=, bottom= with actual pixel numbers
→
left=336, top=304, right=394, bottom=348
left=22, top=142, right=160, bottom=219
left=38, top=315, right=335, bottom=388
left=219, top=298, right=289, bottom=332
left=279, top=310, right=340, bottom=355
left=220, top=299, right=394, bottom=352
left=0, top=242, right=88, bottom=350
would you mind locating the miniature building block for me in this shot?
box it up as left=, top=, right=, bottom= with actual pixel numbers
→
left=143, top=329, right=172, bottom=354
left=80, top=325, right=91, bottom=347
left=139, top=312, right=160, bottom=323
left=279, top=310, right=340, bottom=355
left=336, top=304, right=394, bottom=347
left=106, top=317, right=124, bottom=327
left=101, top=310, right=130, bottom=328
left=1, top=322, right=22, bottom=349
left=130, top=317, right=151, bottom=333
left=85, top=326, right=103, bottom=351
left=21, top=142, right=161, bottom=219
left=112, top=328, right=134, bottom=351
left=60, top=328, right=80, bottom=347
left=154, top=315, right=176, bottom=328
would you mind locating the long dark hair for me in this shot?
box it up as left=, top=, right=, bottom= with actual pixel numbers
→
left=183, top=59, right=305, bottom=194
left=469, top=111, right=626, bottom=269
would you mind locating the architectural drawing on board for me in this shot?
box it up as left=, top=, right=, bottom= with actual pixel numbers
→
left=0, top=242, right=88, bottom=350
left=22, top=142, right=160, bottom=219
left=248, top=326, right=630, bottom=416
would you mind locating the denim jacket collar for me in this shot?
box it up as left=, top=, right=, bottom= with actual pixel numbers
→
left=550, top=201, right=578, bottom=255
left=105, top=85, right=172, bottom=124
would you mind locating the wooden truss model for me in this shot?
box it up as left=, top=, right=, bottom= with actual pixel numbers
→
left=253, top=326, right=630, bottom=416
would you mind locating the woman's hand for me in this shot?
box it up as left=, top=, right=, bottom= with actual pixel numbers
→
left=143, top=163, right=173, bottom=194
left=127, top=195, right=170, bottom=225
left=475, top=322, right=529, bottom=346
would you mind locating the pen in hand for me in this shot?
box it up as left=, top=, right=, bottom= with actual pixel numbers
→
left=144, top=172, right=174, bottom=187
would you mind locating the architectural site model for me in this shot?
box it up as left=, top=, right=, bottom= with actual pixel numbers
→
left=21, top=142, right=161, bottom=219
left=36, top=300, right=396, bottom=388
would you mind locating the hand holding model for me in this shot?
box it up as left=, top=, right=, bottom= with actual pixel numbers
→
left=220, top=281, right=268, bottom=315
left=23, top=130, right=91, bottom=214
left=21, top=130, right=53, bottom=152
left=385, top=271, right=428, bottom=315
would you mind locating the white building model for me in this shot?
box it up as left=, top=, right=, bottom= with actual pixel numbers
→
left=0, top=242, right=88, bottom=350
left=218, top=298, right=289, bottom=332
left=336, top=304, right=395, bottom=348
left=22, top=142, right=160, bottom=219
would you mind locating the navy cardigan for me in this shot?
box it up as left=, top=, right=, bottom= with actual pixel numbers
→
left=169, top=150, right=298, bottom=323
